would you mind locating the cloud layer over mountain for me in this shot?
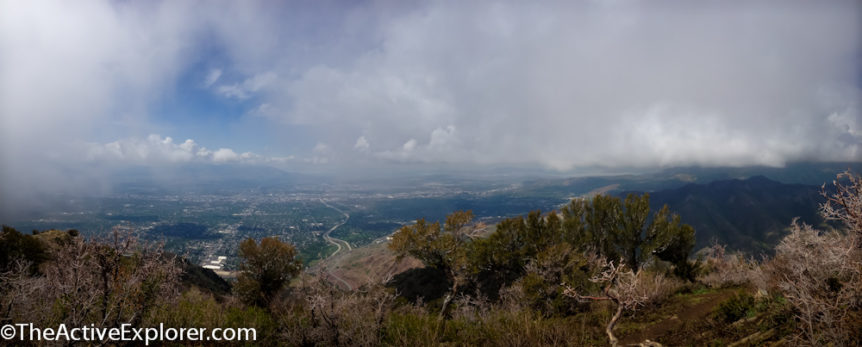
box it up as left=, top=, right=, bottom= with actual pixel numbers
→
left=268, top=1, right=860, bottom=170
left=1, top=0, right=860, bottom=216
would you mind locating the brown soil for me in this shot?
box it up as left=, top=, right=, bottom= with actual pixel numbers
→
left=312, top=239, right=422, bottom=289
left=620, top=289, right=738, bottom=345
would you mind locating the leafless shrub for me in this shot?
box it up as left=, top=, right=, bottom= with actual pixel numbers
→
left=0, top=261, right=44, bottom=324
left=279, top=272, right=396, bottom=346
left=768, top=220, right=861, bottom=346
left=450, top=292, right=492, bottom=322
left=563, top=256, right=669, bottom=347
left=497, top=281, right=527, bottom=312
left=821, top=170, right=862, bottom=245
left=634, top=270, right=684, bottom=306
left=699, top=244, right=767, bottom=290
left=0, top=228, right=181, bottom=337
left=765, top=171, right=862, bottom=346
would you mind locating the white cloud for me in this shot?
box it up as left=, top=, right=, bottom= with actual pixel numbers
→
left=7, top=0, right=855, bottom=175
left=374, top=126, right=466, bottom=163
left=212, top=148, right=240, bottom=162
left=428, top=125, right=457, bottom=150
left=240, top=151, right=260, bottom=160
left=402, top=139, right=417, bottom=152
left=215, top=85, right=248, bottom=99
left=214, top=71, right=277, bottom=100
left=86, top=134, right=264, bottom=165
left=265, top=1, right=861, bottom=170
left=313, top=142, right=330, bottom=154
left=0, top=0, right=203, bottom=216
left=1, top=0, right=860, bottom=217
left=354, top=136, right=370, bottom=151
left=308, top=142, right=331, bottom=164
left=203, top=68, right=222, bottom=88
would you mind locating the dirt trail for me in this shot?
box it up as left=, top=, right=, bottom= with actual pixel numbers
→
left=620, top=289, right=737, bottom=345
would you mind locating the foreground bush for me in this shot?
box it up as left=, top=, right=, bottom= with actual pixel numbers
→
left=0, top=229, right=179, bottom=332
left=235, top=237, right=302, bottom=307
left=769, top=221, right=861, bottom=345
left=698, top=243, right=766, bottom=290
left=767, top=171, right=862, bottom=346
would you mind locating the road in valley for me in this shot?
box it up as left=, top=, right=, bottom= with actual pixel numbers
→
left=319, top=198, right=353, bottom=290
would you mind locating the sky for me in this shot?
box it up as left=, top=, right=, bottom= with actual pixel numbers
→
left=0, top=0, right=860, bottom=215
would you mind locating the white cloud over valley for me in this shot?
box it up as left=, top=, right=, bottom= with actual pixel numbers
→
left=267, top=1, right=861, bottom=170
left=0, top=0, right=860, bottom=217
left=86, top=134, right=261, bottom=165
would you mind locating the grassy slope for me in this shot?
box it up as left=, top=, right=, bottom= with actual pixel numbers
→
left=311, top=238, right=423, bottom=289
left=618, top=287, right=793, bottom=346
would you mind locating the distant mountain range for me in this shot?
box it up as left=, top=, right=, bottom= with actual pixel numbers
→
left=516, top=162, right=861, bottom=198
left=640, top=176, right=825, bottom=255
left=655, top=162, right=862, bottom=186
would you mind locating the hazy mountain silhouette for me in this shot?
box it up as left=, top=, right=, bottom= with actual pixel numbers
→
left=642, top=176, right=824, bottom=254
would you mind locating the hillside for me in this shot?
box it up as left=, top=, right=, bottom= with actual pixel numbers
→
left=644, top=176, right=824, bottom=254
left=309, top=237, right=423, bottom=290
left=322, top=175, right=828, bottom=289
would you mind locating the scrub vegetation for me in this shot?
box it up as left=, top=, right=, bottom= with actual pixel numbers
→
left=1, top=172, right=859, bottom=346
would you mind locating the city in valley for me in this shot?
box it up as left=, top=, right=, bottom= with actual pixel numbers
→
left=8, top=170, right=570, bottom=272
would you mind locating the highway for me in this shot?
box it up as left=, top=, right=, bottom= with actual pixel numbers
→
left=319, top=198, right=353, bottom=290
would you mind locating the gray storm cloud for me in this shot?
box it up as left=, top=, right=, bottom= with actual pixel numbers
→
left=269, top=0, right=861, bottom=170
left=0, top=0, right=202, bottom=217
left=0, top=0, right=860, bottom=218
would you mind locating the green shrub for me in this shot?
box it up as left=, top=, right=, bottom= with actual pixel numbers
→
left=713, top=292, right=755, bottom=323
left=0, top=225, right=49, bottom=274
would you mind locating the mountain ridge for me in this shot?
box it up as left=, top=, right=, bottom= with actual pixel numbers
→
left=639, top=175, right=824, bottom=254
